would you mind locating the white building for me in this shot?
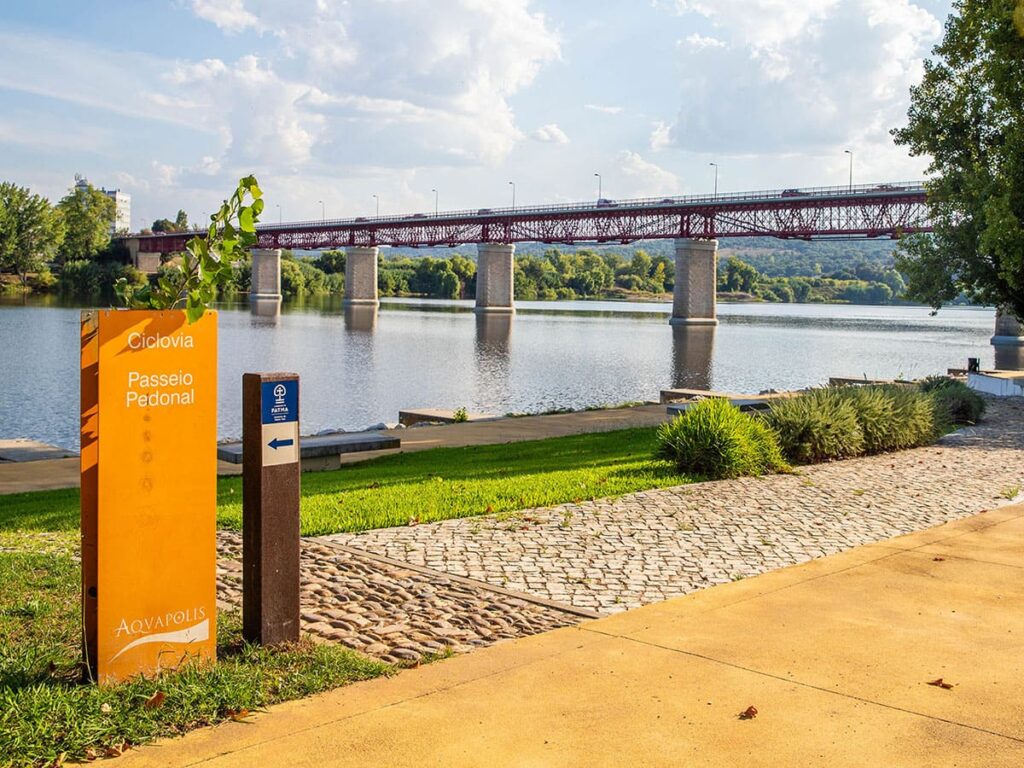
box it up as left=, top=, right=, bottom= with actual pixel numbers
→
left=74, top=175, right=132, bottom=235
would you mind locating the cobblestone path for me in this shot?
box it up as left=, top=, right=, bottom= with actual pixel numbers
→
left=328, top=398, right=1024, bottom=614
left=215, top=533, right=582, bottom=665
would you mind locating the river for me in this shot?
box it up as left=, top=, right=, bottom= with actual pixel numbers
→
left=0, top=296, right=1015, bottom=451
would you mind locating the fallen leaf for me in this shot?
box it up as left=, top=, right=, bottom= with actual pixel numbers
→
left=927, top=678, right=955, bottom=690
left=104, top=744, right=124, bottom=758
left=485, top=505, right=494, bottom=513
left=144, top=690, right=166, bottom=709
left=739, top=705, right=758, bottom=720
left=932, top=557, right=946, bottom=562
left=100, top=702, right=112, bottom=714
left=226, top=708, right=251, bottom=721
left=407, top=516, right=419, bottom=526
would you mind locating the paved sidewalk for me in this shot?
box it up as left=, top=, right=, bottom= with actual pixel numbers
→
left=120, top=503, right=1024, bottom=767
left=0, top=404, right=667, bottom=494
left=331, top=398, right=1024, bottom=612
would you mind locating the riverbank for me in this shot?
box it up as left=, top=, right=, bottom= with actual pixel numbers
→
left=4, top=397, right=1022, bottom=764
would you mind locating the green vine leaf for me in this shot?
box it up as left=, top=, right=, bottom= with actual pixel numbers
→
left=115, top=175, right=262, bottom=323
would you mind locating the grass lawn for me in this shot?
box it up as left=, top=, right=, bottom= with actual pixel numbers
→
left=0, top=532, right=392, bottom=767
left=0, top=427, right=688, bottom=764
left=1, top=427, right=689, bottom=537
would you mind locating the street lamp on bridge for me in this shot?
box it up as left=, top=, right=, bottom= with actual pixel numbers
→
left=318, top=199, right=325, bottom=221
left=844, top=149, right=854, bottom=191
left=509, top=181, right=516, bottom=210
left=275, top=204, right=282, bottom=225
left=431, top=188, right=438, bottom=216
left=372, top=194, right=379, bottom=217
left=709, top=162, right=719, bottom=198
left=594, top=172, right=602, bottom=201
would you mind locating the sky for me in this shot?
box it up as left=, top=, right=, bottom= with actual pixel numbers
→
left=0, top=0, right=954, bottom=230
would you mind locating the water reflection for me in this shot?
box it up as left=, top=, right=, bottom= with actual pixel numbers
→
left=343, top=304, right=378, bottom=333
left=670, top=324, right=715, bottom=390
left=249, top=296, right=282, bottom=323
left=474, top=313, right=513, bottom=410
left=994, top=344, right=1024, bottom=371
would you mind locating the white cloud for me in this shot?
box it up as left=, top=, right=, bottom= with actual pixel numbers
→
left=532, top=123, right=569, bottom=144
left=618, top=151, right=680, bottom=196
left=585, top=104, right=623, bottom=115
left=189, top=0, right=260, bottom=33
left=650, top=121, right=672, bottom=151
left=177, top=0, right=561, bottom=171
left=682, top=33, right=725, bottom=50
left=660, top=0, right=942, bottom=161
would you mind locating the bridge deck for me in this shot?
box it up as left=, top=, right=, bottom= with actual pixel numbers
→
left=134, top=181, right=930, bottom=252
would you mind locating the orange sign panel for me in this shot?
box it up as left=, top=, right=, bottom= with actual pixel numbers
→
left=81, top=309, right=218, bottom=684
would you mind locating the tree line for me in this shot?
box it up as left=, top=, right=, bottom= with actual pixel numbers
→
left=0, top=179, right=135, bottom=294
left=210, top=248, right=910, bottom=305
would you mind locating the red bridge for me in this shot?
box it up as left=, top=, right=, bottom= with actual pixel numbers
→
left=134, top=181, right=928, bottom=253
left=128, top=180, right=930, bottom=324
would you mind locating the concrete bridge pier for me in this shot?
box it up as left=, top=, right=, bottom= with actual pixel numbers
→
left=475, top=243, right=516, bottom=314
left=250, top=249, right=283, bottom=313
left=127, top=238, right=161, bottom=274
left=992, top=307, right=1024, bottom=348
left=344, top=246, right=380, bottom=306
left=670, top=238, right=719, bottom=326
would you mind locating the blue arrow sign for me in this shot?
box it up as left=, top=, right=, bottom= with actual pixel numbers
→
left=268, top=437, right=294, bottom=450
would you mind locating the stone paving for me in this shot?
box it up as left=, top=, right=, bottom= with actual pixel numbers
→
left=215, top=532, right=581, bottom=665
left=328, top=397, right=1024, bottom=614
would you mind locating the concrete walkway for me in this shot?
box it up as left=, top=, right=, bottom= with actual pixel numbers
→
left=0, top=404, right=667, bottom=495
left=121, top=504, right=1024, bottom=767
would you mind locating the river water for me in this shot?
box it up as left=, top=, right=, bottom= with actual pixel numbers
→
left=0, top=296, right=1015, bottom=451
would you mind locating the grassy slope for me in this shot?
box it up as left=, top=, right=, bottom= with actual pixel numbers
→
left=1, top=427, right=686, bottom=537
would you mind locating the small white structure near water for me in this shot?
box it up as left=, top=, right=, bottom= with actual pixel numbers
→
left=968, top=371, right=1024, bottom=397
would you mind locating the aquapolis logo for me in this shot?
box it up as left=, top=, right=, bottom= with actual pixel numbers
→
left=110, top=606, right=208, bottom=661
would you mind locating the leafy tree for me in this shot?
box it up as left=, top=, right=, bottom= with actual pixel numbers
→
left=722, top=257, right=759, bottom=293
left=0, top=182, right=65, bottom=284
left=151, top=210, right=190, bottom=233
left=57, top=182, right=115, bottom=263
left=892, top=0, right=1024, bottom=319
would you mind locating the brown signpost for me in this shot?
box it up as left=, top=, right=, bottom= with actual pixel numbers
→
left=242, top=372, right=301, bottom=645
left=80, top=309, right=218, bottom=684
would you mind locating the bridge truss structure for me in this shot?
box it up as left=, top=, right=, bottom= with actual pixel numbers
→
left=135, top=181, right=931, bottom=253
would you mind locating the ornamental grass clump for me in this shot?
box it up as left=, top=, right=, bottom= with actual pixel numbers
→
left=888, top=385, right=951, bottom=445
left=655, top=398, right=788, bottom=480
left=762, top=388, right=864, bottom=464
left=919, top=376, right=986, bottom=425
left=833, top=385, right=901, bottom=453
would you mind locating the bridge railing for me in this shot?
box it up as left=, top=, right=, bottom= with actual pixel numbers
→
left=252, top=181, right=927, bottom=233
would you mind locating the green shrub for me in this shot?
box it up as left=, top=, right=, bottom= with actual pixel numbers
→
left=834, top=385, right=900, bottom=453
left=59, top=261, right=145, bottom=296
left=762, top=389, right=864, bottom=463
left=656, top=398, right=787, bottom=479
left=919, top=377, right=986, bottom=425
left=889, top=385, right=950, bottom=444
left=280, top=259, right=306, bottom=295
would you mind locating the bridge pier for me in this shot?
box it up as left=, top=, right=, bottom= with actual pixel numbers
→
left=475, top=243, right=515, bottom=314
left=344, top=246, right=380, bottom=306
left=250, top=249, right=282, bottom=311
left=127, top=238, right=161, bottom=274
left=992, top=307, right=1024, bottom=348
left=670, top=238, right=718, bottom=326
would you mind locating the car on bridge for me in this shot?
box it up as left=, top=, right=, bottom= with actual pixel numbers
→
left=596, top=198, right=617, bottom=207
left=781, top=189, right=808, bottom=197
left=477, top=208, right=493, bottom=215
